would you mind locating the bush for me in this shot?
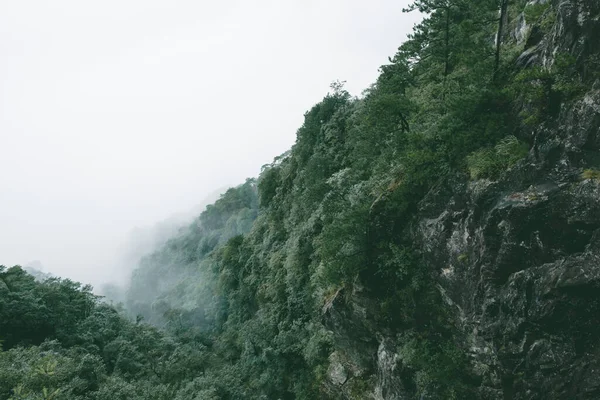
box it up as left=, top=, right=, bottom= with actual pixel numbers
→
left=582, top=169, right=600, bottom=181
left=495, top=135, right=529, bottom=167
left=524, top=3, right=554, bottom=31
left=466, top=148, right=501, bottom=180
left=467, top=136, right=528, bottom=179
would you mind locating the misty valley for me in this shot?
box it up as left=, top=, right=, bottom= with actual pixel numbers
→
left=2, top=0, right=600, bottom=399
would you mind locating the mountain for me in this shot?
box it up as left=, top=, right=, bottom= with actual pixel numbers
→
left=98, top=186, right=228, bottom=302
left=2, top=0, right=600, bottom=398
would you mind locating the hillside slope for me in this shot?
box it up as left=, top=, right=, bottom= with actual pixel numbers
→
left=2, top=0, right=600, bottom=398
left=125, top=0, right=600, bottom=398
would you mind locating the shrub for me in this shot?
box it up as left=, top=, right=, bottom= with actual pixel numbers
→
left=467, top=148, right=501, bottom=180
left=524, top=3, right=555, bottom=32
left=467, top=136, right=528, bottom=180
left=582, top=169, right=600, bottom=181
left=495, top=135, right=529, bottom=167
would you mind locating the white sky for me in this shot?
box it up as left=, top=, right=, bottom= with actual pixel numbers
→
left=0, top=0, right=421, bottom=286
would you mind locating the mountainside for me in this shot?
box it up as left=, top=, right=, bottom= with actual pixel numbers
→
left=125, top=180, right=259, bottom=327
left=2, top=0, right=600, bottom=398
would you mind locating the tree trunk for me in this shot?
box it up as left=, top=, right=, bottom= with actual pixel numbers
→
left=440, top=4, right=451, bottom=102
left=443, top=4, right=451, bottom=85
left=494, top=0, right=509, bottom=82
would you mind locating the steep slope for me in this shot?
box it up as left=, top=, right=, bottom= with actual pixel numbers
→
left=417, top=1, right=600, bottom=397
left=145, top=0, right=599, bottom=398
left=318, top=1, right=600, bottom=398
left=126, top=179, right=258, bottom=327
left=2, top=0, right=599, bottom=399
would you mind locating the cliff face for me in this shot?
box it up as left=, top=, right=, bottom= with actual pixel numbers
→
left=323, top=1, right=600, bottom=398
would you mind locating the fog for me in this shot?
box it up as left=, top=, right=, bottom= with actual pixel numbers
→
left=0, top=0, right=421, bottom=288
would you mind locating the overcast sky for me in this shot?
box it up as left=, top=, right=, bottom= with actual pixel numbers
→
left=0, top=0, right=421, bottom=287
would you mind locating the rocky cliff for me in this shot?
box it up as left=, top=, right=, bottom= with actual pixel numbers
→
left=323, top=1, right=600, bottom=398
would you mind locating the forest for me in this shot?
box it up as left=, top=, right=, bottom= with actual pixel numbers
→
left=2, top=0, right=599, bottom=398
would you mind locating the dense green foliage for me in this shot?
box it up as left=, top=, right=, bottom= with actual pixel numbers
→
left=0, top=266, right=200, bottom=399
left=125, top=180, right=259, bottom=328
left=2, top=0, right=589, bottom=398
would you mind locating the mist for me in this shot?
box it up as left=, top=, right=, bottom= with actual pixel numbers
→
left=0, top=0, right=421, bottom=288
